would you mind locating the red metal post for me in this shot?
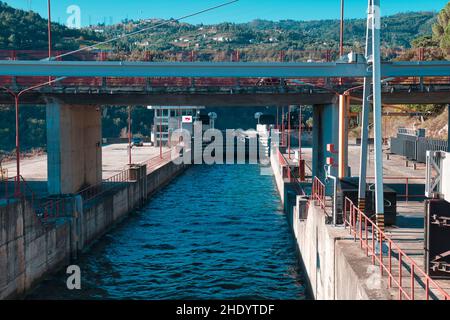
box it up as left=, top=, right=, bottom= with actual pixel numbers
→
left=281, top=107, right=285, bottom=146
left=399, top=255, right=403, bottom=300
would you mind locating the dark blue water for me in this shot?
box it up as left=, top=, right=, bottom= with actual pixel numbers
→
left=28, top=165, right=307, bottom=300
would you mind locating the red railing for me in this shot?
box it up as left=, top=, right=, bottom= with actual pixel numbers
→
left=141, top=150, right=173, bottom=173
left=367, top=176, right=426, bottom=201
left=77, top=169, right=131, bottom=202
left=312, top=177, right=327, bottom=212
left=0, top=175, right=70, bottom=222
left=2, top=49, right=450, bottom=91
left=77, top=150, right=173, bottom=202
left=343, top=197, right=450, bottom=300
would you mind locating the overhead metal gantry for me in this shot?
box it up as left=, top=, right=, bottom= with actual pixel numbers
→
left=1, top=60, right=450, bottom=78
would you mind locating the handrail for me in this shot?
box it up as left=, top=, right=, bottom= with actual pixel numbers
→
left=366, top=176, right=426, bottom=201
left=343, top=197, right=450, bottom=300
left=141, top=150, right=172, bottom=173
left=77, top=149, right=173, bottom=202
left=312, top=177, right=327, bottom=212
left=77, top=169, right=131, bottom=202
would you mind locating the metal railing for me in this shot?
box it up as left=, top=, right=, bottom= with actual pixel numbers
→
left=77, top=169, right=131, bottom=202
left=312, top=177, right=327, bottom=212
left=141, top=150, right=173, bottom=173
left=77, top=150, right=173, bottom=202
left=0, top=175, right=71, bottom=222
left=390, top=132, right=448, bottom=164
left=366, top=176, right=426, bottom=201
left=343, top=197, right=450, bottom=300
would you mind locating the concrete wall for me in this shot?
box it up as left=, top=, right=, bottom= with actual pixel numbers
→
left=47, top=101, right=102, bottom=195
left=291, top=203, right=392, bottom=300
left=269, top=142, right=393, bottom=300
left=0, top=160, right=188, bottom=299
left=0, top=201, right=72, bottom=299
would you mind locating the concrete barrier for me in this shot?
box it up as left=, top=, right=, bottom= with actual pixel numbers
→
left=271, top=144, right=393, bottom=300
left=0, top=160, right=188, bottom=299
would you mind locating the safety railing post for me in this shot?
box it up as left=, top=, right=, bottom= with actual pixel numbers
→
left=388, top=241, right=392, bottom=288
left=411, top=264, right=415, bottom=300
left=359, top=210, right=363, bottom=248
left=399, top=255, right=403, bottom=300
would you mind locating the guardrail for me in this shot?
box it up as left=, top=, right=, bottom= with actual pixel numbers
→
left=366, top=176, right=425, bottom=201
left=390, top=134, right=448, bottom=164
left=312, top=177, right=327, bottom=212
left=142, top=150, right=173, bottom=173
left=0, top=175, right=70, bottom=222
left=77, top=169, right=131, bottom=202
left=343, top=197, right=450, bottom=300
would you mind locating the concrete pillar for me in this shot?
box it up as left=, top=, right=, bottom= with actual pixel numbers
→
left=312, top=103, right=339, bottom=182
left=46, top=100, right=102, bottom=195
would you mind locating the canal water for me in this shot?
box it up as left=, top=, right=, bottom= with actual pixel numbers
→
left=27, top=165, right=307, bottom=300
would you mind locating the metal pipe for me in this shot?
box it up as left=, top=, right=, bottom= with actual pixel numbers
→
left=338, top=95, right=349, bottom=178
left=326, top=165, right=338, bottom=225
left=281, top=107, right=285, bottom=146
left=47, top=0, right=52, bottom=59
left=340, top=0, right=345, bottom=57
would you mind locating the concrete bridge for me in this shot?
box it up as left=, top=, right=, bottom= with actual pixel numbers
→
left=1, top=56, right=450, bottom=197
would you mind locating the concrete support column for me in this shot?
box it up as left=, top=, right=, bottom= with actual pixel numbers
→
left=46, top=100, right=102, bottom=195
left=338, top=95, right=350, bottom=178
left=312, top=102, right=339, bottom=182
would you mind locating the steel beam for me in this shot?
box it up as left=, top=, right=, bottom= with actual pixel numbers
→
left=358, top=0, right=373, bottom=212
left=2, top=60, right=450, bottom=78
left=371, top=0, right=385, bottom=234
left=0, top=60, right=367, bottom=78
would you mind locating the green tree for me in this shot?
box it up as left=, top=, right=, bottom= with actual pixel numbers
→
left=432, top=2, right=450, bottom=49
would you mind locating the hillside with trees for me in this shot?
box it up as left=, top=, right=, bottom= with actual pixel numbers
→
left=0, top=1, right=101, bottom=50
left=0, top=1, right=448, bottom=153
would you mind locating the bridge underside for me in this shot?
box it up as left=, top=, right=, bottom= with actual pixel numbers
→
left=0, top=89, right=449, bottom=107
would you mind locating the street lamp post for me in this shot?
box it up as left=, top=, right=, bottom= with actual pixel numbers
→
left=47, top=0, right=52, bottom=59
left=1, top=77, right=65, bottom=195
left=340, top=0, right=345, bottom=57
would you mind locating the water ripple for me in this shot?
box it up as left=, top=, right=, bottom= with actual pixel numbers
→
left=27, top=165, right=307, bottom=300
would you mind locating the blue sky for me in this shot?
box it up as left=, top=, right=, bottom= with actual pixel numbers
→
left=4, top=0, right=449, bottom=26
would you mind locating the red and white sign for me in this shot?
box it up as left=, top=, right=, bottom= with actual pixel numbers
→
left=182, top=116, right=193, bottom=123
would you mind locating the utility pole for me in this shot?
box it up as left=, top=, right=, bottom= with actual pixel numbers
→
left=340, top=0, right=345, bottom=57
left=371, top=0, right=385, bottom=236
left=47, top=0, right=52, bottom=59
left=358, top=0, right=373, bottom=213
